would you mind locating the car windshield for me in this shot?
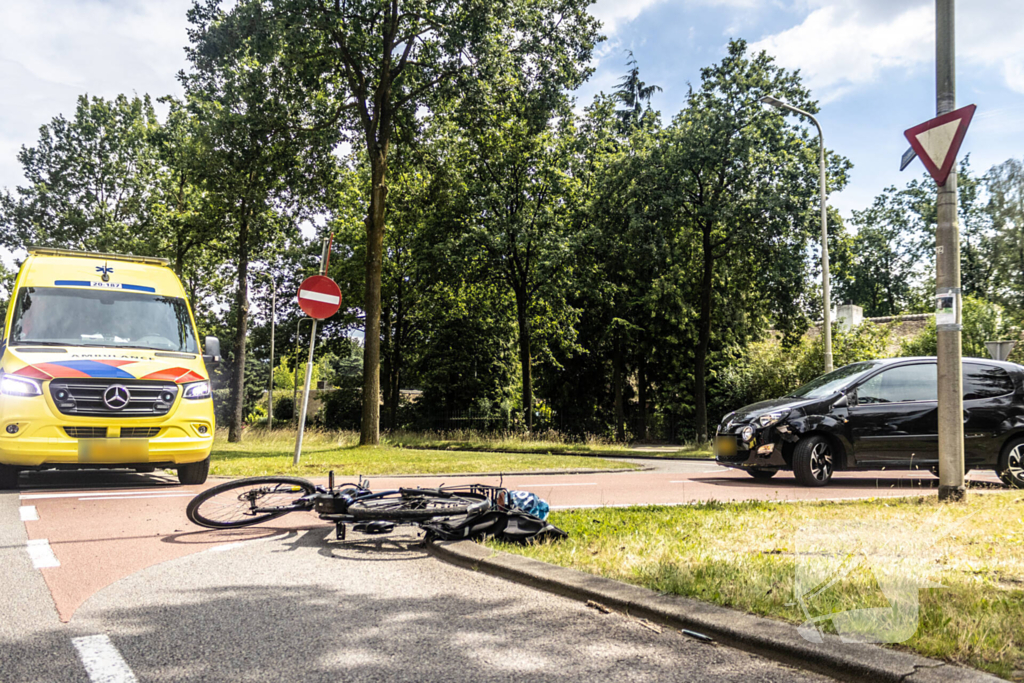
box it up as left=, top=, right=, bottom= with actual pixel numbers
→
left=786, top=361, right=885, bottom=399
left=9, top=286, right=199, bottom=353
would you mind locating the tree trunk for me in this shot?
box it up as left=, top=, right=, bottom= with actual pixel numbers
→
left=380, top=303, right=393, bottom=431
left=613, top=341, right=625, bottom=442
left=360, top=151, right=387, bottom=445
left=228, top=212, right=250, bottom=443
left=515, top=290, right=533, bottom=431
left=638, top=354, right=648, bottom=441
left=694, top=224, right=714, bottom=442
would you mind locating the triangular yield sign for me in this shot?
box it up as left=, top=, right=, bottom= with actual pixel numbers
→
left=903, top=104, right=976, bottom=186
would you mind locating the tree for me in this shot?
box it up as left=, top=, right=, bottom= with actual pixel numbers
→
left=837, top=187, right=918, bottom=317
left=0, top=94, right=163, bottom=254
left=655, top=40, right=850, bottom=440
left=184, top=4, right=338, bottom=441
left=613, top=50, right=662, bottom=131
left=988, top=158, right=1024, bottom=316
left=202, top=0, right=599, bottom=444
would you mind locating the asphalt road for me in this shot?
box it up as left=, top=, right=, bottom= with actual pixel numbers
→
left=1, top=463, right=1005, bottom=682
left=5, top=518, right=832, bottom=682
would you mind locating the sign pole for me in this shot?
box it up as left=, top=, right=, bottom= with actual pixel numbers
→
left=293, top=238, right=331, bottom=465
left=935, top=0, right=966, bottom=502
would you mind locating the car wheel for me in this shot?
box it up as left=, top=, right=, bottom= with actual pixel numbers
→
left=0, top=464, right=20, bottom=490
left=793, top=436, right=834, bottom=487
left=747, top=468, right=777, bottom=480
left=997, top=438, right=1024, bottom=489
left=177, top=457, right=210, bottom=486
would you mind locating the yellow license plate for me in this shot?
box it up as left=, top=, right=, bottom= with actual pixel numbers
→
left=78, top=439, right=150, bottom=463
left=715, top=436, right=737, bottom=457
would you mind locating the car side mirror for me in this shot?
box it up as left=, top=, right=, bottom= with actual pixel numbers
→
left=203, top=336, right=221, bottom=363
left=832, top=394, right=848, bottom=410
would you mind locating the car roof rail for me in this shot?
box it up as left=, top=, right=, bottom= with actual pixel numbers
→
left=27, top=245, right=171, bottom=266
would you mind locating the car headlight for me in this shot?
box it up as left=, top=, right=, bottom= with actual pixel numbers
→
left=183, top=381, right=212, bottom=400
left=741, top=425, right=754, bottom=441
left=757, top=411, right=789, bottom=428
left=1, top=373, right=43, bottom=397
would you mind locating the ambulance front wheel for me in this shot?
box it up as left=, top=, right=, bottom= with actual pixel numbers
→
left=177, top=457, right=210, bottom=486
left=0, top=464, right=21, bottom=490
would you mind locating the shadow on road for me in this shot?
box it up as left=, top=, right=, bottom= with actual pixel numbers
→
left=14, top=468, right=180, bottom=492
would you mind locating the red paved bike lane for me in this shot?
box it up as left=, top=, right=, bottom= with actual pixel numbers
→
left=14, top=465, right=1001, bottom=622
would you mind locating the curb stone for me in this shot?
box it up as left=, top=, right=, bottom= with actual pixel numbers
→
left=429, top=540, right=1001, bottom=683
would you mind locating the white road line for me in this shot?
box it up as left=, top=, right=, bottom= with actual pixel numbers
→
left=26, top=539, right=60, bottom=568
left=520, top=482, right=597, bottom=487
left=19, top=505, right=39, bottom=521
left=72, top=635, right=138, bottom=683
left=20, top=489, right=178, bottom=500
left=76, top=493, right=194, bottom=501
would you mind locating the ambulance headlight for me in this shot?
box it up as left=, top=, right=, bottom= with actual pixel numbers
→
left=1, top=373, right=43, bottom=397
left=183, top=381, right=212, bottom=400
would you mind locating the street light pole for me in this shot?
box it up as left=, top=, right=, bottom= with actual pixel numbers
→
left=935, top=0, right=966, bottom=502
left=267, top=275, right=276, bottom=428
left=760, top=95, right=833, bottom=373
left=253, top=272, right=277, bottom=428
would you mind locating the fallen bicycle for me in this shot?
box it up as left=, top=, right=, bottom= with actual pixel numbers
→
left=185, top=473, right=567, bottom=543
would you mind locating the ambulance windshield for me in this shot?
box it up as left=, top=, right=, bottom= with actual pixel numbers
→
left=10, top=287, right=199, bottom=354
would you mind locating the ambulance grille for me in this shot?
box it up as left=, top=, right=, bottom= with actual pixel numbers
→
left=49, top=379, right=179, bottom=417
left=64, top=427, right=108, bottom=438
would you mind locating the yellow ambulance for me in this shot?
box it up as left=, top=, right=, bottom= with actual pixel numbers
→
left=0, top=247, right=219, bottom=489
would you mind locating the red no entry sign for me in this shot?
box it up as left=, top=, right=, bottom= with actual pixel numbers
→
left=297, top=275, right=342, bottom=319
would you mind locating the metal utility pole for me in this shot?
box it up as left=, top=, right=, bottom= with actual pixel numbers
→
left=267, top=276, right=275, bottom=428
left=759, top=95, right=833, bottom=372
left=935, top=0, right=966, bottom=502
left=293, top=317, right=314, bottom=420
left=293, top=238, right=331, bottom=465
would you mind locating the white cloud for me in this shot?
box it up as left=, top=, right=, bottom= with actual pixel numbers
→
left=0, top=0, right=191, bottom=192
left=751, top=2, right=933, bottom=102
left=590, top=0, right=672, bottom=35
left=751, top=1, right=1024, bottom=102
left=591, top=0, right=760, bottom=36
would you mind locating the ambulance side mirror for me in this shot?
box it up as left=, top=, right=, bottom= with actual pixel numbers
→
left=203, top=336, right=221, bottom=364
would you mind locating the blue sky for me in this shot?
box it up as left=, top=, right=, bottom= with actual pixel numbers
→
left=1, top=0, right=1022, bottom=224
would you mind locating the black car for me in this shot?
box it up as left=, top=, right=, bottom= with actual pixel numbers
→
left=715, top=356, right=1024, bottom=488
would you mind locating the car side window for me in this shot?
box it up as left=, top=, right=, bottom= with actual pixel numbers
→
left=856, top=364, right=937, bottom=404
left=963, top=363, right=1015, bottom=400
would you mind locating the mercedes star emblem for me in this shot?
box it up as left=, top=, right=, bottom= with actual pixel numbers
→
left=103, top=384, right=131, bottom=410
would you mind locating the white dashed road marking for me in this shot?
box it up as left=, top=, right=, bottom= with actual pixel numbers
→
left=522, top=482, right=597, bottom=487
left=26, top=538, right=60, bottom=568
left=20, top=489, right=183, bottom=501
left=72, top=635, right=138, bottom=683
left=20, top=505, right=39, bottom=521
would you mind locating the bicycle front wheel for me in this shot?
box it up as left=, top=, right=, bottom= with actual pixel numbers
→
left=346, top=491, right=490, bottom=521
left=187, top=476, right=316, bottom=529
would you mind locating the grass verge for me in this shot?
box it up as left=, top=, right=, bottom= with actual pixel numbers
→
left=490, top=493, right=1024, bottom=679
left=209, top=429, right=636, bottom=478
left=385, top=429, right=714, bottom=459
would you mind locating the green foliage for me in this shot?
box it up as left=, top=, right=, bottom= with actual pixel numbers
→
left=718, top=322, right=895, bottom=411
left=319, top=379, right=363, bottom=431
left=900, top=296, right=1017, bottom=358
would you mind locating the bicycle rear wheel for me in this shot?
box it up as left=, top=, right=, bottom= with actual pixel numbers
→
left=346, top=490, right=490, bottom=521
left=187, top=476, right=317, bottom=529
